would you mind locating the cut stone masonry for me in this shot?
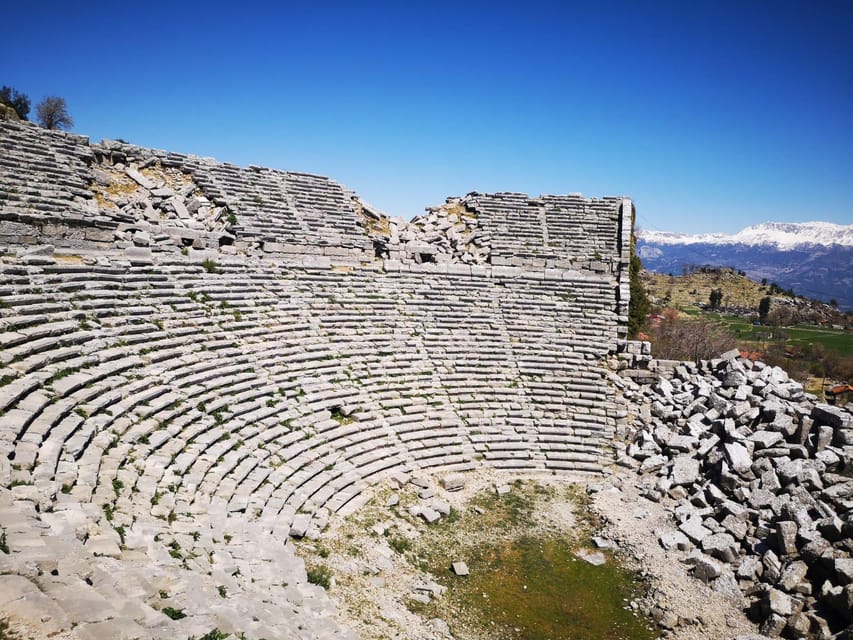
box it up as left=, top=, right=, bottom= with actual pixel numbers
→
left=0, top=120, right=632, bottom=639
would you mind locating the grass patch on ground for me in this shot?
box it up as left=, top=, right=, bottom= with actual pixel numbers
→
left=407, top=480, right=655, bottom=640
left=707, top=312, right=852, bottom=356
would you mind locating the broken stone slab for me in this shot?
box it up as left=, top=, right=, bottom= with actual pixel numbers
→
left=289, top=514, right=311, bottom=538
left=724, top=441, right=753, bottom=475
left=410, top=475, right=430, bottom=489
left=389, top=471, right=410, bottom=488
left=133, top=230, right=151, bottom=247
left=697, top=434, right=721, bottom=458
left=779, top=560, right=809, bottom=592
left=775, top=521, right=798, bottom=556
left=764, top=588, right=794, bottom=617
left=737, top=556, right=764, bottom=581
left=420, top=507, right=441, bottom=524
left=495, top=483, right=511, bottom=496
left=431, top=499, right=451, bottom=516
left=812, top=404, right=852, bottom=430
left=575, top=548, right=606, bottom=566
left=592, top=536, right=617, bottom=550
left=125, top=167, right=155, bottom=189
left=429, top=618, right=452, bottom=637
left=720, top=348, right=741, bottom=362
left=687, top=552, right=722, bottom=583
left=440, top=474, right=465, bottom=492
left=767, top=413, right=796, bottom=437
left=659, top=530, right=692, bottom=551
left=834, top=557, right=853, bottom=585
left=640, top=454, right=667, bottom=473
left=720, top=514, right=749, bottom=541
left=451, top=561, right=469, bottom=576
left=679, top=516, right=712, bottom=545
left=749, top=430, right=784, bottom=451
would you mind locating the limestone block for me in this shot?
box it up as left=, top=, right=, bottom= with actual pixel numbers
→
left=764, top=588, right=793, bottom=617
left=679, top=516, right=712, bottom=545
left=724, top=442, right=752, bottom=475
left=812, top=404, right=852, bottom=430
left=420, top=508, right=441, bottom=524
left=701, top=532, right=739, bottom=563
left=835, top=558, right=853, bottom=585
left=440, top=474, right=465, bottom=492
left=670, top=456, right=700, bottom=486
left=125, top=167, right=155, bottom=190
left=779, top=560, right=809, bottom=592
left=690, top=553, right=722, bottom=583
left=659, top=530, right=692, bottom=551
left=289, top=514, right=311, bottom=538
left=750, top=430, right=784, bottom=450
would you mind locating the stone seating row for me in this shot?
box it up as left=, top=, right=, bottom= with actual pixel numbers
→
left=0, top=120, right=381, bottom=255
left=180, top=158, right=371, bottom=251
left=463, top=191, right=626, bottom=267
left=1, top=257, right=618, bottom=532
left=0, top=121, right=96, bottom=222
left=0, top=255, right=622, bottom=637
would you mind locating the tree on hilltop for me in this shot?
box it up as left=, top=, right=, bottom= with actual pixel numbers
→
left=0, top=85, right=30, bottom=120
left=708, top=288, right=723, bottom=310
left=36, top=96, right=73, bottom=130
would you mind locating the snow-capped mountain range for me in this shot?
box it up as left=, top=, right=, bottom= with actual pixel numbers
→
left=638, top=221, right=853, bottom=250
left=636, top=221, right=853, bottom=310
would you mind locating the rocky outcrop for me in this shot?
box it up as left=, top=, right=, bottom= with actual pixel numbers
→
left=615, top=348, right=853, bottom=638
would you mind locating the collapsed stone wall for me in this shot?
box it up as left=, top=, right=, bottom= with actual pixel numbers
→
left=0, top=119, right=632, bottom=320
left=0, top=120, right=376, bottom=259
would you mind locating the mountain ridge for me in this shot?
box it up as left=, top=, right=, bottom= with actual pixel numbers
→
left=638, top=221, right=853, bottom=250
left=636, top=221, right=853, bottom=309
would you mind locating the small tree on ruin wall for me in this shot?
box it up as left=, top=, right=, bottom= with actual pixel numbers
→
left=36, top=96, right=73, bottom=130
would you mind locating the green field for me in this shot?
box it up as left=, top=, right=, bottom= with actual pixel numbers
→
left=706, top=312, right=853, bottom=357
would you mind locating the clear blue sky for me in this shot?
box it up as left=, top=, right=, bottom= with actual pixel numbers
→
left=3, top=1, right=851, bottom=234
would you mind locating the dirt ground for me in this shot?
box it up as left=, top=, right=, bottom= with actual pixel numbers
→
left=295, top=467, right=760, bottom=640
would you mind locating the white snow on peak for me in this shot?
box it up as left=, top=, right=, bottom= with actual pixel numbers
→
left=638, top=221, right=853, bottom=250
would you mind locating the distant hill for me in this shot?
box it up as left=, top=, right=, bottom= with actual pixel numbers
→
left=643, top=267, right=771, bottom=310
left=637, top=221, right=853, bottom=310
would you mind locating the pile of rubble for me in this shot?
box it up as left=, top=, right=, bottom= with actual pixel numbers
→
left=396, top=197, right=490, bottom=264
left=90, top=156, right=233, bottom=248
left=614, top=349, right=853, bottom=638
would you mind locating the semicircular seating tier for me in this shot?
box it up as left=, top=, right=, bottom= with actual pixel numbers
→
left=0, top=119, right=633, bottom=639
